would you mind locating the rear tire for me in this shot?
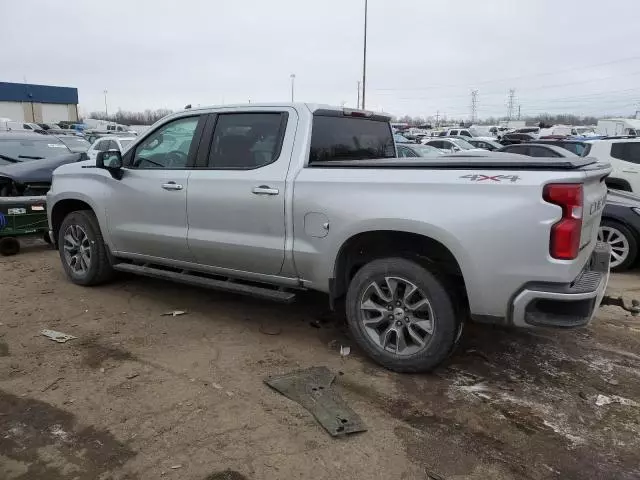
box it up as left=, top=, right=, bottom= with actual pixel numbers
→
left=0, top=237, right=20, bottom=256
left=599, top=219, right=637, bottom=272
left=58, top=210, right=115, bottom=286
left=345, top=257, right=459, bottom=373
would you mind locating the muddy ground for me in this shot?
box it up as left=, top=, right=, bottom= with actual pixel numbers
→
left=1, top=243, right=639, bottom=480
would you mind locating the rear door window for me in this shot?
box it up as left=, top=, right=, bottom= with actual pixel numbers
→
left=309, top=115, right=395, bottom=163
left=207, top=113, right=287, bottom=169
left=529, top=146, right=558, bottom=157
left=611, top=142, right=640, bottom=164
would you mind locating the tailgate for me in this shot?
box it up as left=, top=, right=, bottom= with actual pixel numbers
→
left=580, top=166, right=609, bottom=249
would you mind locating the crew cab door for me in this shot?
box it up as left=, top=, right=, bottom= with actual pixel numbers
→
left=104, top=114, right=206, bottom=261
left=186, top=108, right=296, bottom=275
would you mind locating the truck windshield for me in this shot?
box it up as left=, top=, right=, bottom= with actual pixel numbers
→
left=309, top=115, right=395, bottom=163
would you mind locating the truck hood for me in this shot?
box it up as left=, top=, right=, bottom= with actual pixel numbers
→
left=0, top=153, right=83, bottom=183
left=606, top=189, right=640, bottom=208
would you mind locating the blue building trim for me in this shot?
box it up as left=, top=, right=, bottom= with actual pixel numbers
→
left=0, top=82, right=78, bottom=105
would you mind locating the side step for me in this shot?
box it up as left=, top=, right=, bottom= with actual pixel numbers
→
left=113, top=263, right=297, bottom=303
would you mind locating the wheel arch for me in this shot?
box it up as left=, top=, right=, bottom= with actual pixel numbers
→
left=605, top=177, right=632, bottom=192
left=50, top=197, right=98, bottom=247
left=330, top=229, right=468, bottom=307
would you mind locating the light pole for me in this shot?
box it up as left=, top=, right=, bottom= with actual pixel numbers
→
left=290, top=74, right=296, bottom=102
left=103, top=89, right=108, bottom=118
left=361, top=0, right=368, bottom=110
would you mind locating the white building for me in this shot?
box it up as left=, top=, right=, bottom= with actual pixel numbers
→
left=0, top=81, right=79, bottom=123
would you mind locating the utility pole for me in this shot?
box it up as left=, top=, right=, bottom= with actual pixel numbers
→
left=435, top=111, right=440, bottom=127
left=470, top=90, right=478, bottom=124
left=357, top=81, right=361, bottom=109
left=103, top=89, right=109, bottom=118
left=517, top=104, right=521, bottom=120
left=361, top=0, right=368, bottom=110
left=290, top=74, right=296, bottom=102
left=506, top=89, right=516, bottom=121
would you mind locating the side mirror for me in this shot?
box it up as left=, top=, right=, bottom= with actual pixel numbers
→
left=97, top=150, right=123, bottom=169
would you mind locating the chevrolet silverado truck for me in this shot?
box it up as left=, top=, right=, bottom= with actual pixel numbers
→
left=47, top=104, right=612, bottom=372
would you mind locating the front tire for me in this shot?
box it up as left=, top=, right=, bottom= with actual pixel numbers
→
left=345, top=257, right=459, bottom=373
left=58, top=210, right=115, bottom=285
left=598, top=219, right=637, bottom=272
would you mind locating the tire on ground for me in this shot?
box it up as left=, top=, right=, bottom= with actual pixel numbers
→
left=601, top=219, right=637, bottom=272
left=345, top=257, right=459, bottom=373
left=0, top=237, right=20, bottom=256
left=58, top=210, right=115, bottom=286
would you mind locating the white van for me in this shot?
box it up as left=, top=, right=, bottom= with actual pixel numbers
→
left=597, top=118, right=640, bottom=137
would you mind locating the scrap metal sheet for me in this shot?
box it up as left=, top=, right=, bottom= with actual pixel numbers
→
left=265, top=366, right=366, bottom=437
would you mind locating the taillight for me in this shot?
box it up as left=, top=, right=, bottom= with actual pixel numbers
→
left=543, top=183, right=583, bottom=260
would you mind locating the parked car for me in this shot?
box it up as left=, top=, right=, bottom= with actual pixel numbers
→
left=497, top=143, right=578, bottom=158
left=86, top=136, right=136, bottom=162
left=422, top=137, right=485, bottom=153
left=586, top=138, right=640, bottom=193
left=513, top=127, right=541, bottom=138
left=529, top=139, right=592, bottom=157
left=0, top=121, right=45, bottom=133
left=599, top=190, right=640, bottom=271
left=56, top=135, right=91, bottom=153
left=498, top=133, right=535, bottom=145
left=0, top=133, right=86, bottom=196
left=462, top=138, right=502, bottom=151
left=0, top=131, right=74, bottom=160
left=393, top=134, right=412, bottom=144
left=48, top=103, right=611, bottom=373
left=396, top=143, right=444, bottom=157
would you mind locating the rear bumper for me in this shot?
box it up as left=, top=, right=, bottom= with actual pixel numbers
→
left=510, top=243, right=611, bottom=328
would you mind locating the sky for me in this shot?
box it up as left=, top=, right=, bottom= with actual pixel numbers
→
left=2, top=0, right=640, bottom=121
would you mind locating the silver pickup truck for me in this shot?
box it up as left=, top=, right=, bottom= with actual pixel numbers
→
left=47, top=104, right=611, bottom=372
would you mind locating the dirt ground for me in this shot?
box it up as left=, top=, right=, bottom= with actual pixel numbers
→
left=1, top=242, right=639, bottom=480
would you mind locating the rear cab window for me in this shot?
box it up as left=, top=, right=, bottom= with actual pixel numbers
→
left=309, top=111, right=395, bottom=164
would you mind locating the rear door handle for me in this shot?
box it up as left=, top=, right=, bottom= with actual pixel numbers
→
left=252, top=185, right=279, bottom=195
left=162, top=182, right=183, bottom=191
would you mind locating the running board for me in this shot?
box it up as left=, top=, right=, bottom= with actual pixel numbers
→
left=113, top=263, right=297, bottom=303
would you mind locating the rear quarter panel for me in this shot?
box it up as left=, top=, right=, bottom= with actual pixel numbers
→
left=292, top=166, right=605, bottom=319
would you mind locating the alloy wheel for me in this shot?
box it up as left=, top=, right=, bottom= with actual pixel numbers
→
left=598, top=225, right=630, bottom=269
left=63, top=224, right=92, bottom=275
left=359, top=276, right=435, bottom=356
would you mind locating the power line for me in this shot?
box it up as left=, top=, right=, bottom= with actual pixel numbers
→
left=373, top=55, right=640, bottom=92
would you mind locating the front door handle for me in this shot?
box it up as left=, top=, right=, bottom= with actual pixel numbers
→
left=162, top=182, right=183, bottom=191
left=252, top=185, right=279, bottom=195
left=622, top=170, right=638, bottom=174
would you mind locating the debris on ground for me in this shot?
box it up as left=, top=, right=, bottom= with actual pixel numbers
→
left=265, top=366, right=366, bottom=437
left=259, top=323, right=282, bottom=335
left=595, top=394, right=640, bottom=407
left=601, top=295, right=640, bottom=316
left=340, top=346, right=351, bottom=357
left=41, top=329, right=77, bottom=343
left=161, top=310, right=187, bottom=317
left=125, top=373, right=139, bottom=380
left=309, top=320, right=321, bottom=328
left=211, top=382, right=223, bottom=390
left=41, top=377, right=64, bottom=392
left=170, top=464, right=182, bottom=469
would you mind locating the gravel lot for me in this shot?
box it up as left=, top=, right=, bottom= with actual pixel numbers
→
left=1, top=243, right=639, bottom=480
